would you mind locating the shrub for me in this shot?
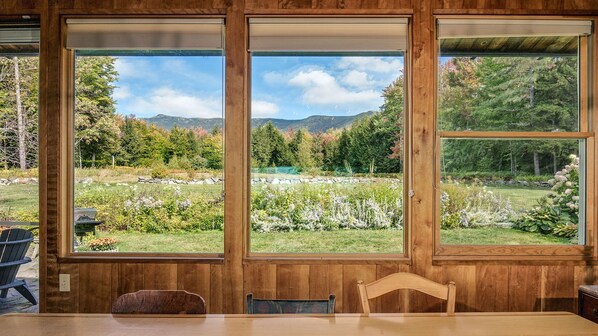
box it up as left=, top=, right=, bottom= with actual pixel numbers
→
left=250, top=181, right=403, bottom=232
left=440, top=182, right=516, bottom=229
left=87, top=237, right=118, bottom=251
left=151, top=165, right=168, bottom=179
left=514, top=155, right=579, bottom=239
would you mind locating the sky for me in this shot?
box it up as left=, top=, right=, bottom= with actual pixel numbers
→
left=111, top=54, right=404, bottom=120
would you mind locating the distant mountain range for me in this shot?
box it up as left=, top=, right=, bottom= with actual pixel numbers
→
left=142, top=111, right=374, bottom=133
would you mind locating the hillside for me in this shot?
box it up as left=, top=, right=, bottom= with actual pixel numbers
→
left=142, top=111, right=374, bottom=133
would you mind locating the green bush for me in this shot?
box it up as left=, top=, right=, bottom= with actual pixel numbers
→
left=75, top=184, right=223, bottom=233
left=514, top=155, right=579, bottom=239
left=250, top=181, right=404, bottom=232
left=151, top=165, right=168, bottom=179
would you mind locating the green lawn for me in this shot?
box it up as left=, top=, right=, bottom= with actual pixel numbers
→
left=485, top=185, right=551, bottom=210
left=92, top=227, right=571, bottom=254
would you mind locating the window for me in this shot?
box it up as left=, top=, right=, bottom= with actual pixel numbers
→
left=66, top=18, right=225, bottom=254
left=437, top=19, right=592, bottom=250
left=0, top=19, right=40, bottom=226
left=248, top=18, right=408, bottom=254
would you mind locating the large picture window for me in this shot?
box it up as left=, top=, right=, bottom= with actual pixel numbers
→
left=66, top=18, right=225, bottom=254
left=437, top=19, right=592, bottom=250
left=248, top=18, right=408, bottom=254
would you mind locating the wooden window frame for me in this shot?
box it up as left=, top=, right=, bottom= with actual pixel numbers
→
left=433, top=16, right=597, bottom=262
left=244, top=16, right=412, bottom=262
left=59, top=15, right=226, bottom=261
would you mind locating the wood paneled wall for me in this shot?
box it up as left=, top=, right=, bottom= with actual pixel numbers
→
left=2, top=0, right=598, bottom=314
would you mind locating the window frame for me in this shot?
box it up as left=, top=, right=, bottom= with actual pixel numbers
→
left=244, top=16, right=412, bottom=261
left=433, top=16, right=597, bottom=261
left=61, top=15, right=226, bottom=260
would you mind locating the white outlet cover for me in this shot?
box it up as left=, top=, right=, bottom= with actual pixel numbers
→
left=59, top=274, right=70, bottom=292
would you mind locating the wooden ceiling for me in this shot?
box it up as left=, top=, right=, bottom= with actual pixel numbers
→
left=440, top=36, right=578, bottom=56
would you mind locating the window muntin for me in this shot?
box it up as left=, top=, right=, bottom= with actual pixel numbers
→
left=249, top=52, right=405, bottom=254
left=68, top=19, right=224, bottom=254
left=437, top=19, right=591, bottom=248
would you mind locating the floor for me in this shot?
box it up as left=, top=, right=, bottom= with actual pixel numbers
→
left=0, top=251, right=39, bottom=314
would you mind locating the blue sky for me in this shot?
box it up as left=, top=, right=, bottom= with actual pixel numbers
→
left=112, top=54, right=404, bottom=120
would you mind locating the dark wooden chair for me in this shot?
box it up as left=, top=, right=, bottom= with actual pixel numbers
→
left=246, top=293, right=335, bottom=314
left=0, top=228, right=37, bottom=305
left=111, top=290, right=206, bottom=314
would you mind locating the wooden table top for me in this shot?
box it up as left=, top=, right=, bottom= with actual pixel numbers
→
left=1, top=312, right=597, bottom=336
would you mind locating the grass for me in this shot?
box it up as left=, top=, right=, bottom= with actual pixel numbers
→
left=485, top=185, right=551, bottom=210
left=92, top=227, right=571, bottom=254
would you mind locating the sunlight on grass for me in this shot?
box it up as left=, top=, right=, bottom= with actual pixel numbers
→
left=99, top=227, right=569, bottom=254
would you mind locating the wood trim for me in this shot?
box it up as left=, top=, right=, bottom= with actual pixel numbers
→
left=56, top=9, right=227, bottom=15
left=244, top=9, right=415, bottom=15
left=223, top=2, right=246, bottom=314
left=436, top=244, right=591, bottom=258
left=58, top=256, right=224, bottom=264
left=244, top=256, right=410, bottom=265
left=433, top=9, right=598, bottom=16
left=439, top=131, right=593, bottom=139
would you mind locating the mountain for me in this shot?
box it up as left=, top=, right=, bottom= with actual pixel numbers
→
left=142, top=111, right=374, bottom=133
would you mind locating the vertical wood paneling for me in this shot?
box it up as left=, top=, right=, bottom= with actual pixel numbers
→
left=309, top=265, right=343, bottom=312
left=376, top=264, right=411, bottom=313
left=210, top=265, right=223, bottom=313
left=79, top=263, right=112, bottom=313
left=143, top=264, right=177, bottom=290
left=475, top=265, right=509, bottom=312
left=177, top=264, right=211, bottom=309
left=116, top=264, right=144, bottom=296
left=45, top=263, right=79, bottom=313
left=445, top=265, right=476, bottom=312
left=342, top=265, right=376, bottom=313
left=277, top=265, right=310, bottom=299
left=508, top=266, right=541, bottom=312
left=244, top=264, right=277, bottom=298
left=542, top=266, right=575, bottom=312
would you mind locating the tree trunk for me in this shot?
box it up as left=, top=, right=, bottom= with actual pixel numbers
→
left=92, top=152, right=96, bottom=168
left=533, top=152, right=540, bottom=176
left=553, top=151, right=558, bottom=174
left=13, top=57, right=26, bottom=170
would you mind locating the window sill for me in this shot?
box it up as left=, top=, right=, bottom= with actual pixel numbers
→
left=433, top=244, right=593, bottom=264
left=244, top=253, right=410, bottom=264
left=58, top=253, right=224, bottom=264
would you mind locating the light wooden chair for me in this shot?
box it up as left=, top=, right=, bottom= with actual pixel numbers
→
left=111, top=290, right=206, bottom=314
left=357, top=272, right=456, bottom=316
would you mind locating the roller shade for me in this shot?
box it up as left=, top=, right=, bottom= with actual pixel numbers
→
left=438, top=19, right=592, bottom=39
left=0, top=27, right=39, bottom=44
left=66, top=18, right=224, bottom=50
left=249, top=18, right=408, bottom=52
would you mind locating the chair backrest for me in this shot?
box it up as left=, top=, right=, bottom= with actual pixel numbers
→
left=357, top=272, right=456, bottom=316
left=246, top=293, right=335, bottom=314
left=0, top=228, right=33, bottom=287
left=111, top=290, right=206, bottom=314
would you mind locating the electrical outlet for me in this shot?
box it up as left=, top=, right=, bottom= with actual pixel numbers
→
left=59, top=274, right=70, bottom=292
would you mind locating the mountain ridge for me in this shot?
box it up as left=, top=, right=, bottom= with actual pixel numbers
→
left=142, top=111, right=374, bottom=133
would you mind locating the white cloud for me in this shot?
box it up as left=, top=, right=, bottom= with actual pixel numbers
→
left=114, top=58, right=144, bottom=79
left=288, top=70, right=380, bottom=107
left=113, top=86, right=131, bottom=100
left=128, top=87, right=222, bottom=118
left=337, top=57, right=404, bottom=74
left=263, top=71, right=287, bottom=85
left=252, top=100, right=280, bottom=117
left=341, top=70, right=374, bottom=89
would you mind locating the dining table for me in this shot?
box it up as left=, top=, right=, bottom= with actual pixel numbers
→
left=1, top=311, right=598, bottom=336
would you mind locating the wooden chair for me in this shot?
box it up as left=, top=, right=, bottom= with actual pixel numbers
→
left=246, top=293, right=335, bottom=314
left=357, top=272, right=455, bottom=316
left=0, top=228, right=37, bottom=305
left=111, top=290, right=206, bottom=314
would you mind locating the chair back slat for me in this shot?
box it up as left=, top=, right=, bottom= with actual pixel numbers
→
left=357, top=272, right=456, bottom=316
left=0, top=229, right=33, bottom=287
left=247, top=293, right=335, bottom=314
left=112, top=290, right=206, bottom=314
